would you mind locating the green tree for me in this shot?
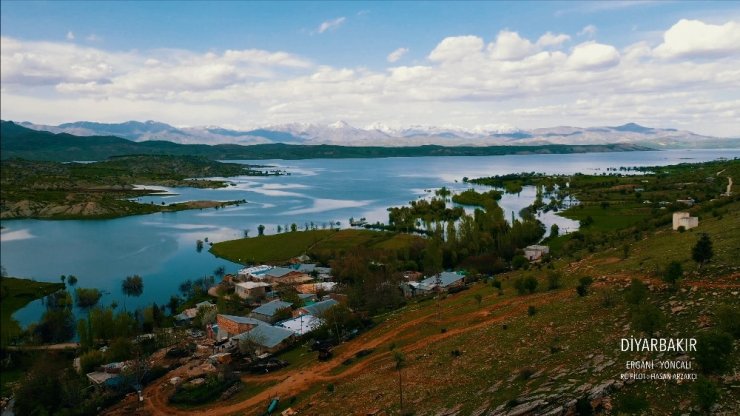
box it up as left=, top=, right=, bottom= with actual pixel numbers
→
left=393, top=351, right=406, bottom=414
left=663, top=261, right=683, bottom=286
left=549, top=223, right=559, bottom=238
left=514, top=276, right=538, bottom=295
left=258, top=224, right=266, bottom=236
left=692, top=233, right=713, bottom=269
left=694, top=378, right=719, bottom=412
left=67, top=275, right=78, bottom=286
left=546, top=270, right=561, bottom=290
left=715, top=305, right=740, bottom=339
left=576, top=276, right=593, bottom=297
left=121, top=274, right=144, bottom=310
left=695, top=330, right=734, bottom=374
left=625, top=278, right=648, bottom=305
left=291, top=223, right=298, bottom=232
left=631, top=303, right=664, bottom=336
left=75, top=287, right=102, bottom=309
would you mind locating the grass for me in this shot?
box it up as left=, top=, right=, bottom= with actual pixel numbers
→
left=210, top=229, right=424, bottom=264
left=1, top=277, right=65, bottom=347
left=558, top=202, right=651, bottom=231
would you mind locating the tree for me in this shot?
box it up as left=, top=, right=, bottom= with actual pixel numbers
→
left=393, top=351, right=406, bottom=413
left=67, top=275, right=78, bottom=286
left=576, top=276, right=593, bottom=297
left=695, top=378, right=719, bottom=412
left=631, top=303, right=664, bottom=336
left=692, top=233, right=713, bottom=269
left=663, top=261, right=683, bottom=286
left=546, top=271, right=561, bottom=290
left=243, top=229, right=250, bottom=238
left=214, top=266, right=226, bottom=279
left=473, top=293, right=483, bottom=308
left=290, top=223, right=298, bottom=232
left=625, top=278, right=648, bottom=305
left=695, top=330, right=733, bottom=374
left=549, top=224, right=559, bottom=238
left=122, top=275, right=144, bottom=310
left=75, top=287, right=102, bottom=309
left=277, top=225, right=282, bottom=233
left=514, top=276, right=538, bottom=295
left=258, top=224, right=266, bottom=236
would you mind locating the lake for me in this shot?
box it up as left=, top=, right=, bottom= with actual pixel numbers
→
left=1, top=149, right=736, bottom=326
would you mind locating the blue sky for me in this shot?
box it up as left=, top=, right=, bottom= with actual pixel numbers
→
left=1, top=1, right=739, bottom=135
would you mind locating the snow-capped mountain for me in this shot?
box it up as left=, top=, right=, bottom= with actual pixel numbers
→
left=16, top=120, right=738, bottom=149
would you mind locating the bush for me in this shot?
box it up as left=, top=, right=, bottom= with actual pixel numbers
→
left=715, top=305, right=740, bottom=339
left=631, top=303, right=664, bottom=336
left=491, top=279, right=502, bottom=290
left=546, top=271, right=561, bottom=290
left=75, top=287, right=102, bottom=308
left=575, top=276, right=593, bottom=297
left=527, top=306, right=537, bottom=316
left=616, top=392, right=648, bottom=413
left=663, top=261, right=683, bottom=286
left=695, top=330, right=734, bottom=374
left=598, top=288, right=617, bottom=308
left=511, top=255, right=528, bottom=270
left=514, top=276, right=538, bottom=295
left=694, top=378, right=719, bottom=411
left=625, top=278, right=647, bottom=305
left=79, top=350, right=107, bottom=374
left=170, top=376, right=239, bottom=405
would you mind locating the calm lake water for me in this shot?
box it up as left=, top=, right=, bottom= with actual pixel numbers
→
left=1, top=149, right=737, bottom=326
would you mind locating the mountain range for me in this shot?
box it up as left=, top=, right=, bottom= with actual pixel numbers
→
left=16, top=120, right=739, bottom=149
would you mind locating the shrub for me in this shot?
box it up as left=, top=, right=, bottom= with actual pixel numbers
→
left=694, top=378, right=719, bottom=411
left=546, top=271, right=561, bottom=290
left=715, top=305, right=740, bottom=339
left=491, top=279, right=502, bottom=290
left=663, top=261, right=683, bottom=286
left=575, top=276, right=593, bottom=297
left=598, top=288, right=617, bottom=308
left=79, top=350, right=106, bottom=374
left=625, top=278, right=648, bottom=305
left=616, top=392, right=648, bottom=413
left=527, top=306, right=537, bottom=316
left=511, top=255, right=528, bottom=270
left=514, top=276, right=538, bottom=295
left=695, top=330, right=734, bottom=374
left=630, top=303, right=664, bottom=336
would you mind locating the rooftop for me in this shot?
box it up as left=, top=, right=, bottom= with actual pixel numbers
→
left=420, top=271, right=465, bottom=288
left=276, top=314, right=322, bottom=335
left=235, top=281, right=271, bottom=289
left=233, top=324, right=294, bottom=348
left=300, top=299, right=339, bottom=316
left=251, top=299, right=293, bottom=317
left=218, top=314, right=264, bottom=326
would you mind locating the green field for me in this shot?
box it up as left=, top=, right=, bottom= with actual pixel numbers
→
left=1, top=277, right=65, bottom=346
left=210, top=229, right=424, bottom=264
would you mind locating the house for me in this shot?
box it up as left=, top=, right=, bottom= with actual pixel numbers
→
left=216, top=314, right=264, bottom=338
left=238, top=265, right=273, bottom=279
left=295, top=299, right=339, bottom=317
left=676, top=198, right=695, bottom=207
left=276, top=314, right=322, bottom=335
left=400, top=281, right=435, bottom=297
left=86, top=361, right=127, bottom=389
left=232, top=324, right=295, bottom=354
left=298, top=293, right=318, bottom=303
left=295, top=282, right=337, bottom=294
left=524, top=245, right=550, bottom=261
left=403, top=271, right=423, bottom=281
left=174, top=301, right=216, bottom=326
left=418, top=271, right=466, bottom=292
left=250, top=299, right=293, bottom=323
left=672, top=212, right=699, bottom=230
left=234, top=281, right=271, bottom=300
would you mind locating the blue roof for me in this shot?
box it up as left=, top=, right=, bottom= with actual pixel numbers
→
left=301, top=299, right=339, bottom=316
left=251, top=300, right=293, bottom=317
left=233, top=324, right=294, bottom=348
left=420, top=271, right=465, bottom=288
left=218, top=314, right=264, bottom=326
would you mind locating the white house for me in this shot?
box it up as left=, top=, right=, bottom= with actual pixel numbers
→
left=524, top=245, right=550, bottom=261
left=672, top=212, right=698, bottom=230
left=234, top=281, right=271, bottom=299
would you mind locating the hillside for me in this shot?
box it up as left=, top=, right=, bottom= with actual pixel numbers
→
left=1, top=121, right=651, bottom=162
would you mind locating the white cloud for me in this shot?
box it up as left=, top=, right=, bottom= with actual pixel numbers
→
left=489, top=30, right=537, bottom=61
left=654, top=19, right=740, bottom=59
left=578, top=24, right=598, bottom=37
left=2, top=18, right=739, bottom=137
left=567, top=42, right=620, bottom=70
left=537, top=32, right=570, bottom=48
left=66, top=31, right=75, bottom=40
left=317, top=17, right=346, bottom=34
left=387, top=47, right=409, bottom=63
left=428, top=35, right=484, bottom=62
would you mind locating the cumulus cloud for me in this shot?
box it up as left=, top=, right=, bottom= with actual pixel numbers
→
left=2, top=18, right=739, bottom=137
left=654, top=19, right=740, bottom=59
left=317, top=17, right=346, bottom=34
left=567, top=42, right=620, bottom=70
left=537, top=32, right=570, bottom=47
left=428, top=35, right=484, bottom=62
left=387, top=47, right=409, bottom=63
left=578, top=24, right=598, bottom=37
left=489, top=30, right=537, bottom=60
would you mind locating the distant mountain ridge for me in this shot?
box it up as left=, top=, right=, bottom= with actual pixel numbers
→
left=15, top=119, right=739, bottom=149
left=1, top=121, right=652, bottom=162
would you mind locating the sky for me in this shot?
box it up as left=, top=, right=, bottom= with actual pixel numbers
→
left=1, top=1, right=739, bottom=136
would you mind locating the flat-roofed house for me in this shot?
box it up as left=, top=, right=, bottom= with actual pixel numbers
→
left=234, top=281, right=271, bottom=300
left=295, top=298, right=339, bottom=318
left=673, top=212, right=699, bottom=230
left=232, top=324, right=295, bottom=354
left=524, top=245, right=550, bottom=261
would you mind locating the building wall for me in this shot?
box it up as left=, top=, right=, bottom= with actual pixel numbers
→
left=217, top=315, right=256, bottom=337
